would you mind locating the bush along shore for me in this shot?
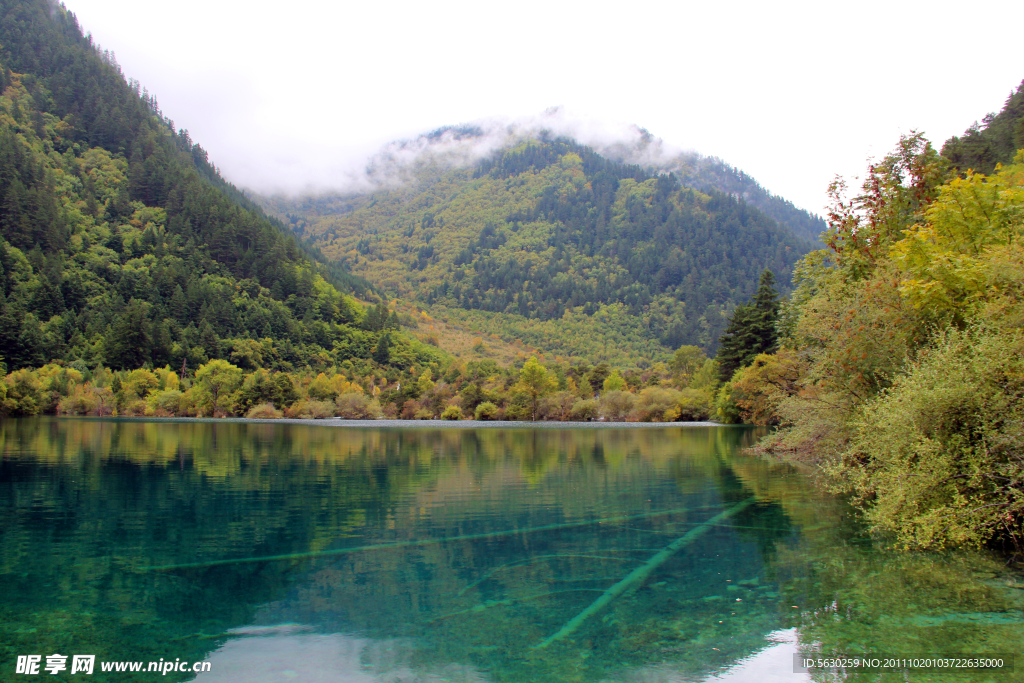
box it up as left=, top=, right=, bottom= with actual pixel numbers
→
left=715, top=137, right=1024, bottom=553
left=0, top=346, right=723, bottom=423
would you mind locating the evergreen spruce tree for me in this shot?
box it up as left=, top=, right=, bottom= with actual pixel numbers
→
left=373, top=333, right=391, bottom=365
left=716, top=269, right=780, bottom=382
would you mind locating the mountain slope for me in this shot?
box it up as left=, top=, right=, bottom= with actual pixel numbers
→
left=276, top=136, right=815, bottom=364
left=0, top=0, right=435, bottom=373
left=670, top=154, right=826, bottom=243
left=262, top=122, right=827, bottom=244
left=942, top=80, right=1024, bottom=173
left=593, top=129, right=826, bottom=243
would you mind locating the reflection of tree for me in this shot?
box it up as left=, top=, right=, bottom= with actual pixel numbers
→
left=240, top=426, right=806, bottom=678
left=1, top=419, right=790, bottom=679
left=788, top=544, right=1024, bottom=683
left=7, top=419, right=1012, bottom=682
left=0, top=419, right=434, bottom=680
left=712, top=430, right=1024, bottom=682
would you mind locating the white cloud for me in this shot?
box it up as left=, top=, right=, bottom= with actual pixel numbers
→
left=63, top=0, right=1024, bottom=214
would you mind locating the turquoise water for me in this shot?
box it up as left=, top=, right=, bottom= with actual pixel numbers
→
left=0, top=418, right=1021, bottom=682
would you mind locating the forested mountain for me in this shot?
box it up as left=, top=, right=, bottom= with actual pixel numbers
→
left=669, top=155, right=826, bottom=243
left=270, top=136, right=815, bottom=364
left=592, top=130, right=827, bottom=243
left=265, top=123, right=827, bottom=244
left=0, top=0, right=434, bottom=374
left=942, top=80, right=1024, bottom=173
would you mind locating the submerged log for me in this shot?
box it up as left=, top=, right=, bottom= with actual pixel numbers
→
left=535, top=497, right=757, bottom=648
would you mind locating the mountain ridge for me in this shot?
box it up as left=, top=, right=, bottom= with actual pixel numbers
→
left=257, top=118, right=826, bottom=244
left=260, top=135, right=816, bottom=365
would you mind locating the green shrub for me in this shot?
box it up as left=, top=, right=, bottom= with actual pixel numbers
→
left=475, top=401, right=499, bottom=420
left=3, top=369, right=43, bottom=416
left=58, top=388, right=98, bottom=415
left=56, top=385, right=115, bottom=416
left=636, top=387, right=681, bottom=422
left=146, top=389, right=184, bottom=416
left=503, top=391, right=532, bottom=420
left=599, top=390, right=635, bottom=421
left=120, top=399, right=147, bottom=416
left=336, top=392, right=382, bottom=419
left=831, top=328, right=1024, bottom=549
left=569, top=399, right=598, bottom=421
left=441, top=405, right=462, bottom=420
left=714, top=383, right=742, bottom=424
left=538, top=391, right=575, bottom=421
left=677, top=388, right=712, bottom=421
left=287, top=400, right=336, bottom=419
left=246, top=403, right=283, bottom=419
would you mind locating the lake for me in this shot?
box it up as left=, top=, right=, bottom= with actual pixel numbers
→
left=1, top=417, right=1021, bottom=682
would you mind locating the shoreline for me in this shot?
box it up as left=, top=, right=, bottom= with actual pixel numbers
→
left=45, top=416, right=730, bottom=429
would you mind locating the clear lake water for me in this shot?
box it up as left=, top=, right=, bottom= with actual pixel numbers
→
left=1, top=417, right=1022, bottom=682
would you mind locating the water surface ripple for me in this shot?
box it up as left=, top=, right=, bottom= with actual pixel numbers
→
left=1, top=418, right=1020, bottom=682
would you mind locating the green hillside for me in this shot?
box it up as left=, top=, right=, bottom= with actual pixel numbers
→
left=671, top=154, right=826, bottom=243
left=942, top=80, right=1024, bottom=174
left=0, top=0, right=436, bottom=374
left=589, top=127, right=827, bottom=242
left=278, top=137, right=814, bottom=365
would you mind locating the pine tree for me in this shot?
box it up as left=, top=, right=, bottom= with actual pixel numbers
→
left=373, top=333, right=391, bottom=365
left=748, top=268, right=780, bottom=350
left=716, top=269, right=780, bottom=382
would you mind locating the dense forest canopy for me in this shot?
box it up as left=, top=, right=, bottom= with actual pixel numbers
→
left=0, top=0, right=439, bottom=376
left=271, top=136, right=815, bottom=362
left=676, top=155, right=826, bottom=243
left=265, top=123, right=828, bottom=244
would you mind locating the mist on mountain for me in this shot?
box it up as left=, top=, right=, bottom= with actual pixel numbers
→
left=255, top=109, right=825, bottom=243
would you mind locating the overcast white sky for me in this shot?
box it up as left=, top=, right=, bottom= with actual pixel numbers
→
left=64, top=0, right=1024, bottom=216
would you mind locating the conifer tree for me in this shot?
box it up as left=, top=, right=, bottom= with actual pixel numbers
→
left=373, top=333, right=391, bottom=365
left=716, top=269, right=780, bottom=382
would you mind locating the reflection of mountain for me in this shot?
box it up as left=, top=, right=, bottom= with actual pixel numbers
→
left=0, top=419, right=794, bottom=680
left=4, top=419, right=1019, bottom=682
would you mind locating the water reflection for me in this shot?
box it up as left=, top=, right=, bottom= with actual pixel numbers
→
left=0, top=418, right=1021, bottom=682
left=193, top=630, right=809, bottom=683
left=195, top=633, right=488, bottom=683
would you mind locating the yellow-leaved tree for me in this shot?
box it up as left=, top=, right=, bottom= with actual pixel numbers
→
left=516, top=357, right=557, bottom=421
left=890, top=152, right=1024, bottom=324
left=770, top=144, right=1024, bottom=549
left=192, top=360, right=243, bottom=417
